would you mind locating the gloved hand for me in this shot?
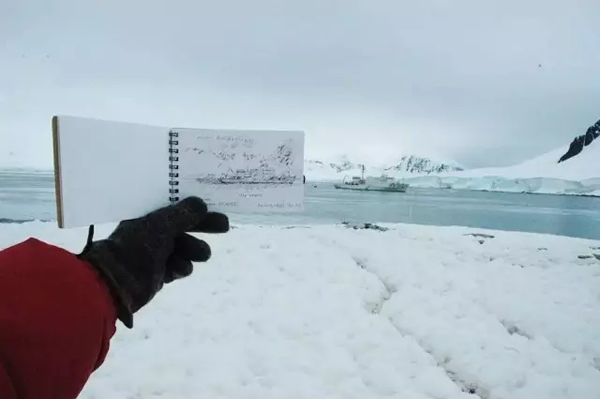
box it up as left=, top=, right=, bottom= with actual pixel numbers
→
left=77, top=197, right=229, bottom=328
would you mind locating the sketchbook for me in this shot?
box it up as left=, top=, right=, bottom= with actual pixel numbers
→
left=52, top=115, right=305, bottom=228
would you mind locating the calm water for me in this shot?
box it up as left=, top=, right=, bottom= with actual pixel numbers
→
left=1, top=171, right=599, bottom=240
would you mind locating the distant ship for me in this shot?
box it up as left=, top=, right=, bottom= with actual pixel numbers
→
left=333, top=165, right=409, bottom=193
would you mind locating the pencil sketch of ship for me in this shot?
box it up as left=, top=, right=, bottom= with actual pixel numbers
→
left=186, top=136, right=301, bottom=186
left=195, top=167, right=297, bottom=185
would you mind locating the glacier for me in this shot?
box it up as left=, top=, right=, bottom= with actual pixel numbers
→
left=405, top=135, right=600, bottom=196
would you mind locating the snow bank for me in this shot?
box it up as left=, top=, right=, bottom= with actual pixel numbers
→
left=403, top=139, right=600, bottom=196
left=403, top=175, right=598, bottom=196
left=1, top=222, right=599, bottom=398
left=453, top=139, right=600, bottom=181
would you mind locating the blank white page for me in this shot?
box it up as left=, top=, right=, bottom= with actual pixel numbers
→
left=53, top=115, right=170, bottom=228
left=173, top=127, right=305, bottom=213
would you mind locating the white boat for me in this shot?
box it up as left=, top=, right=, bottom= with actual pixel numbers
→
left=333, top=166, right=409, bottom=193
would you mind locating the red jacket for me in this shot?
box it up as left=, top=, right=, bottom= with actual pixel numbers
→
left=0, top=238, right=117, bottom=399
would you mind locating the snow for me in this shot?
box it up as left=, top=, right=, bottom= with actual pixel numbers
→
left=306, top=148, right=600, bottom=196
left=307, top=138, right=600, bottom=196
left=305, top=154, right=463, bottom=183
left=305, top=159, right=349, bottom=181
left=403, top=175, right=598, bottom=196
left=401, top=139, right=600, bottom=196
left=453, top=139, right=599, bottom=180
left=1, top=221, right=599, bottom=398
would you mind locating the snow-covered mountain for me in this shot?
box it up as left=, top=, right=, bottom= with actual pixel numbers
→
left=405, top=118, right=600, bottom=196
left=437, top=119, right=600, bottom=181
left=305, top=155, right=463, bottom=181
left=384, top=155, right=463, bottom=175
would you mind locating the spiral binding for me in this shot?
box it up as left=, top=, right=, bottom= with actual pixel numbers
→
left=169, top=131, right=180, bottom=203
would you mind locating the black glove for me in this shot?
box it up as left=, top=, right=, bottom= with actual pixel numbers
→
left=77, top=196, right=229, bottom=328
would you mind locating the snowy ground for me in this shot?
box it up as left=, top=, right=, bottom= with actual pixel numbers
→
left=1, top=221, right=600, bottom=399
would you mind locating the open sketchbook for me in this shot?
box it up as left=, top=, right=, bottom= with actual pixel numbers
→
left=52, top=115, right=305, bottom=228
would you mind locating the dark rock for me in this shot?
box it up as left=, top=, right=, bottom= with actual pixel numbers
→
left=0, top=218, right=52, bottom=224
left=342, top=221, right=389, bottom=231
left=501, top=319, right=533, bottom=339
left=558, top=119, right=600, bottom=163
left=464, top=233, right=495, bottom=239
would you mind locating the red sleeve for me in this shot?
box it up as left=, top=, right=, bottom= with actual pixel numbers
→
left=0, top=237, right=117, bottom=399
left=0, top=362, right=17, bottom=399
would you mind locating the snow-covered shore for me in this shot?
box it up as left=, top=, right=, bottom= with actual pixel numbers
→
left=307, top=173, right=600, bottom=197
left=401, top=175, right=600, bottom=197
left=2, top=221, right=599, bottom=398
left=306, top=136, right=600, bottom=197
left=398, top=140, right=600, bottom=196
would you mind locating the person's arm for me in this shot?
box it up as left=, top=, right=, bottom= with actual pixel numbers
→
left=0, top=197, right=228, bottom=399
left=0, top=238, right=117, bottom=399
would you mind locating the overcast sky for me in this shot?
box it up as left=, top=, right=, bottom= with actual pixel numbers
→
left=1, top=0, right=599, bottom=169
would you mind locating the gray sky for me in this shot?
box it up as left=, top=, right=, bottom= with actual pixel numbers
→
left=1, top=0, right=599, bottom=169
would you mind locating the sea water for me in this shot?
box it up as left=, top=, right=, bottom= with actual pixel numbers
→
left=1, top=171, right=599, bottom=240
